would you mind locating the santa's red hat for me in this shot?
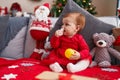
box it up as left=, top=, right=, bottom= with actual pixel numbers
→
left=43, top=3, right=50, bottom=9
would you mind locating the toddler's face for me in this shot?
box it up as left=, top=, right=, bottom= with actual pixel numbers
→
left=62, top=16, right=79, bottom=37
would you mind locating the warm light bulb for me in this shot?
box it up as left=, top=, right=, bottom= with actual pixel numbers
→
left=63, top=0, right=66, bottom=2
left=83, top=0, right=86, bottom=3
left=90, top=7, right=93, bottom=10
left=89, top=3, right=91, bottom=5
left=58, top=10, right=61, bottom=13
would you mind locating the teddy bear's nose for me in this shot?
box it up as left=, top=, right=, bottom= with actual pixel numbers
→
left=98, top=42, right=103, bottom=45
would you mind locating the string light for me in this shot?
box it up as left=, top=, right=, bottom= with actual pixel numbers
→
left=89, top=3, right=91, bottom=6
left=63, top=0, right=65, bottom=1
left=58, top=9, right=61, bottom=13
left=83, top=0, right=86, bottom=3
left=90, top=7, right=93, bottom=10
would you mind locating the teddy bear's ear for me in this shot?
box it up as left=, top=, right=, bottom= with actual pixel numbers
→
left=93, top=33, right=98, bottom=38
left=110, top=35, right=115, bottom=43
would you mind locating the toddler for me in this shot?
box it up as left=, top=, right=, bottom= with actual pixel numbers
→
left=41, top=12, right=92, bottom=73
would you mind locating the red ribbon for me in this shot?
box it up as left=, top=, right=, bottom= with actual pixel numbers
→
left=59, top=74, right=73, bottom=80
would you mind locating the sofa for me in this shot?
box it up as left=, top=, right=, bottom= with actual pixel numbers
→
left=0, top=16, right=120, bottom=80
left=0, top=0, right=120, bottom=80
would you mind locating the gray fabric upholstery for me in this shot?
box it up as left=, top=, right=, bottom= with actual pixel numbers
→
left=1, top=26, right=27, bottom=59
left=0, top=16, right=9, bottom=52
left=0, top=17, right=29, bottom=53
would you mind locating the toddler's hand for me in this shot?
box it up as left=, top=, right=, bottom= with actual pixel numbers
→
left=69, top=50, right=80, bottom=60
left=55, top=28, right=64, bottom=37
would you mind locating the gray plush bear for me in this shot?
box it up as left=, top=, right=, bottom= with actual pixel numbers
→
left=89, top=33, right=120, bottom=67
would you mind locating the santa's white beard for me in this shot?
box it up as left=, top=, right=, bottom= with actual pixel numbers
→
left=36, top=12, right=48, bottom=22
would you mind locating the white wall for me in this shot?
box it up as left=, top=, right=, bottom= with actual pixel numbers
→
left=0, top=0, right=118, bottom=16
left=0, top=0, right=53, bottom=13
left=92, top=0, right=117, bottom=16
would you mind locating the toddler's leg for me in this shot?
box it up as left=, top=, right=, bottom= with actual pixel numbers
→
left=67, top=59, right=90, bottom=73
left=49, top=62, right=63, bottom=72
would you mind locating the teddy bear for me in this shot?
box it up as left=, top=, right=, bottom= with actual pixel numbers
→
left=29, top=3, right=52, bottom=60
left=89, top=32, right=120, bottom=67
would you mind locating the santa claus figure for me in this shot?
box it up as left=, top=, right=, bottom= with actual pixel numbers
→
left=29, top=3, right=51, bottom=60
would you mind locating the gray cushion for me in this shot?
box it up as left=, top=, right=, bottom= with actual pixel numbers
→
left=49, top=0, right=115, bottom=50
left=0, top=17, right=29, bottom=59
left=1, top=26, right=27, bottom=59
left=0, top=17, right=29, bottom=53
left=0, top=16, right=9, bottom=52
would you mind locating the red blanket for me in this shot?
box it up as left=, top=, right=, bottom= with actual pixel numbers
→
left=0, top=58, right=120, bottom=80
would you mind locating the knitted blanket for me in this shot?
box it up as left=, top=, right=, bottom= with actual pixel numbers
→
left=0, top=58, right=120, bottom=80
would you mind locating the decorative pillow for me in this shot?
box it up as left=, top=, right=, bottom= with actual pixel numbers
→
left=0, top=26, right=27, bottom=59
left=49, top=0, right=115, bottom=50
left=0, top=17, right=29, bottom=59
left=0, top=15, right=9, bottom=52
